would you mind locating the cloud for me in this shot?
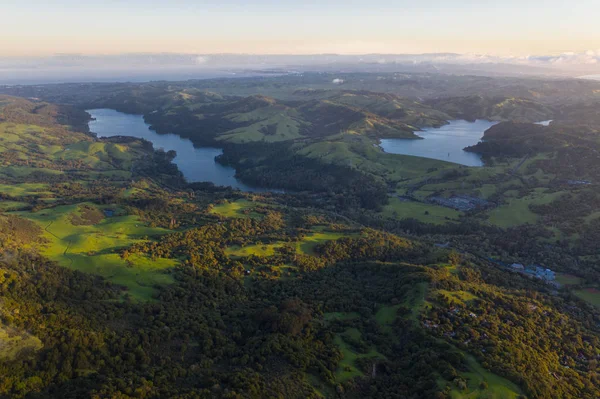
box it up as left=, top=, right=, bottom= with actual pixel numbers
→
left=369, top=51, right=600, bottom=70
left=1, top=51, right=600, bottom=79
left=530, top=51, right=600, bottom=65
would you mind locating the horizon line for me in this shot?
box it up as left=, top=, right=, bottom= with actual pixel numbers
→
left=0, top=51, right=590, bottom=58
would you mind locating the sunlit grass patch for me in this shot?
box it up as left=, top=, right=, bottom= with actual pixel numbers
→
left=447, top=355, right=522, bottom=399
left=226, top=242, right=286, bottom=258
left=0, top=183, right=52, bottom=197
left=437, top=289, right=478, bottom=306
left=210, top=199, right=264, bottom=219
left=0, top=326, right=42, bottom=361
left=0, top=200, right=29, bottom=211
left=381, top=197, right=461, bottom=224
left=15, top=203, right=175, bottom=301
left=296, top=230, right=353, bottom=255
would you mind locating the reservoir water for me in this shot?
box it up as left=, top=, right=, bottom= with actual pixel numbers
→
left=379, top=119, right=498, bottom=167
left=87, top=108, right=267, bottom=192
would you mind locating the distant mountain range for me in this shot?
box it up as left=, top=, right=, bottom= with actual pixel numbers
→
left=2, top=52, right=600, bottom=84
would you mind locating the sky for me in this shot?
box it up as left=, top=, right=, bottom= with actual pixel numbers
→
left=1, top=0, right=600, bottom=57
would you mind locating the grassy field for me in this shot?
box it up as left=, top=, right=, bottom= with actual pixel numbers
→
left=477, top=184, right=498, bottom=199
left=226, top=228, right=354, bottom=259
left=0, top=120, right=143, bottom=190
left=0, top=200, right=28, bottom=211
left=210, top=199, right=263, bottom=219
left=556, top=273, right=583, bottom=286
left=405, top=282, right=429, bottom=321
left=381, top=153, right=454, bottom=182
left=487, top=188, right=563, bottom=228
left=574, top=288, right=600, bottom=307
left=296, top=230, right=354, bottom=255
left=374, top=304, right=402, bottom=326
left=437, top=289, right=478, bottom=306
left=333, top=329, right=385, bottom=383
left=449, top=355, right=522, bottom=399
left=293, top=132, right=452, bottom=182
left=381, top=197, right=461, bottom=224
left=15, top=203, right=176, bottom=301
left=0, top=122, right=134, bottom=173
left=226, top=242, right=286, bottom=258
left=0, top=183, right=52, bottom=198
left=0, top=325, right=42, bottom=361
left=375, top=281, right=429, bottom=334
left=216, top=106, right=305, bottom=143
left=583, top=211, right=600, bottom=224
left=1, top=166, right=64, bottom=179
left=326, top=281, right=431, bottom=384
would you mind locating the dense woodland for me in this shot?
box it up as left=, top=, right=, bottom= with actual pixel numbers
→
left=1, top=74, right=600, bottom=398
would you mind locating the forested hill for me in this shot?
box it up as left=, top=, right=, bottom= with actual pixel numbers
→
left=3, top=71, right=600, bottom=103
left=1, top=95, right=600, bottom=398
left=465, top=121, right=600, bottom=181
left=425, top=96, right=554, bottom=123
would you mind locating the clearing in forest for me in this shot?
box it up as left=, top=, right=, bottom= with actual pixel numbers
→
left=333, top=328, right=385, bottom=383
left=15, top=203, right=176, bottom=301
left=296, top=229, right=355, bottom=255
left=381, top=198, right=461, bottom=224
left=448, top=355, right=522, bottom=399
left=210, top=199, right=265, bottom=219
left=556, top=273, right=583, bottom=286
left=487, top=188, right=563, bottom=228
left=574, top=288, right=600, bottom=307
left=226, top=242, right=287, bottom=258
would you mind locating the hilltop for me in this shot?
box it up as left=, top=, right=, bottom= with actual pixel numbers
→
left=425, top=95, right=555, bottom=123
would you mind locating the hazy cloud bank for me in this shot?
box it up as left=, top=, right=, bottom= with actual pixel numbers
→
left=2, top=52, right=600, bottom=84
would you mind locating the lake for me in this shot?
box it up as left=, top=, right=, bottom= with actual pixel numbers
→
left=379, top=120, right=498, bottom=167
left=87, top=108, right=269, bottom=192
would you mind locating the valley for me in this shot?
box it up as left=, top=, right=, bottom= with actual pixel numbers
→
left=88, top=108, right=266, bottom=192
left=1, top=72, right=600, bottom=398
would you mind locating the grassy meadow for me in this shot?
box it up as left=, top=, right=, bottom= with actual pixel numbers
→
left=15, top=203, right=176, bottom=301
left=574, top=288, right=600, bottom=307
left=381, top=197, right=461, bottom=224
left=556, top=273, right=584, bottom=287
left=448, top=355, right=522, bottom=399
left=295, top=229, right=353, bottom=255
left=487, top=188, right=564, bottom=228
left=226, top=242, right=287, bottom=258
left=333, top=330, right=385, bottom=383
left=210, top=199, right=264, bottom=219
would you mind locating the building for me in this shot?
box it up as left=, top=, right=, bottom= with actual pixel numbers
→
left=542, top=268, right=556, bottom=281
left=511, top=263, right=525, bottom=270
left=525, top=265, right=556, bottom=281
left=567, top=180, right=591, bottom=185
